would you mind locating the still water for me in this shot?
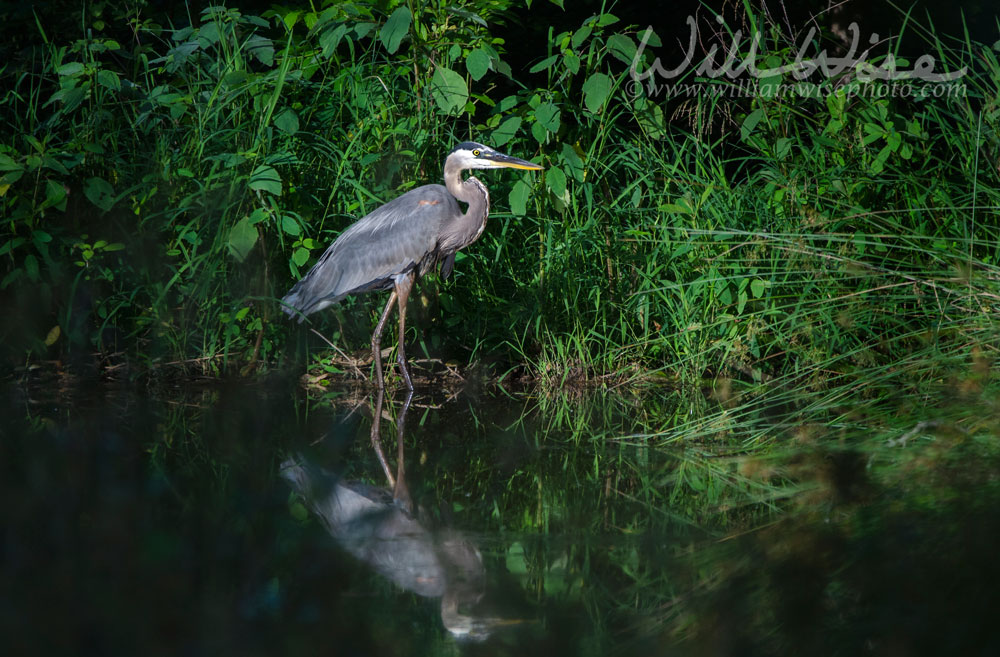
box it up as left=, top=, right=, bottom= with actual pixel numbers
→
left=3, top=372, right=999, bottom=656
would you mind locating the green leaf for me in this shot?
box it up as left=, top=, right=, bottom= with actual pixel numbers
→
left=292, top=247, right=310, bottom=266
left=509, top=179, right=532, bottom=216
left=741, top=109, right=764, bottom=140
left=546, top=165, right=566, bottom=197
left=582, top=73, right=611, bottom=113
left=492, top=116, right=521, bottom=146
left=0, top=237, right=26, bottom=256
left=281, top=215, right=302, bottom=236
left=634, top=98, right=666, bottom=139
left=529, top=55, right=558, bottom=74
left=466, top=48, right=491, bottom=81
left=775, top=137, right=792, bottom=158
left=249, top=165, right=282, bottom=196
left=44, top=180, right=67, bottom=211
left=96, top=70, right=121, bottom=91
left=84, top=177, right=115, bottom=211
left=0, top=154, right=22, bottom=172
left=506, top=542, right=528, bottom=575
left=871, top=144, right=893, bottom=174
left=274, top=108, right=299, bottom=135
left=228, top=217, right=258, bottom=262
left=571, top=26, right=592, bottom=48
left=248, top=207, right=269, bottom=225
left=535, top=102, right=560, bottom=132
left=759, top=76, right=781, bottom=99
left=320, top=24, right=348, bottom=57
left=56, top=62, right=84, bottom=76
left=862, top=122, right=883, bottom=145
left=563, top=52, right=580, bottom=75
left=247, top=35, right=274, bottom=66
left=636, top=27, right=662, bottom=47
left=430, top=65, right=468, bottom=115
left=42, top=156, right=70, bottom=175
left=561, top=143, right=585, bottom=181
left=24, top=254, right=39, bottom=281
left=61, top=87, right=86, bottom=113
left=281, top=11, right=299, bottom=31
left=606, top=34, right=637, bottom=65
left=380, top=6, right=411, bottom=54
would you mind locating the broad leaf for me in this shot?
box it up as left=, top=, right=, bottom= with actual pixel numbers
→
left=430, top=66, right=468, bottom=115
left=582, top=73, right=611, bottom=113
left=228, top=217, right=258, bottom=262
left=466, top=48, right=491, bottom=80
left=84, top=177, right=115, bottom=211
left=492, top=116, right=521, bottom=146
left=509, top=179, right=532, bottom=216
left=249, top=165, right=282, bottom=196
left=545, top=165, right=566, bottom=197
left=380, top=7, right=411, bottom=54
left=274, top=108, right=299, bottom=135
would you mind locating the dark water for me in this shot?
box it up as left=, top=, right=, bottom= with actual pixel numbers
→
left=3, top=372, right=999, bottom=656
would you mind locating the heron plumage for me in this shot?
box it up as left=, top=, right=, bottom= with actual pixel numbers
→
left=281, top=141, right=542, bottom=389
left=282, top=184, right=459, bottom=320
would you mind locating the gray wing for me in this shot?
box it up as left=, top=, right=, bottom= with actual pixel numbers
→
left=282, top=184, right=460, bottom=320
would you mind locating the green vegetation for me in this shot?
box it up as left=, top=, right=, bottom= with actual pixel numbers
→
left=5, top=4, right=999, bottom=653
left=1, top=0, right=997, bottom=395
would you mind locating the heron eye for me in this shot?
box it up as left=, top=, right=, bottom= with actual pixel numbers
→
left=472, top=149, right=481, bottom=156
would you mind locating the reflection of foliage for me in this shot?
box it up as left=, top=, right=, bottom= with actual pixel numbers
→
left=663, top=409, right=1000, bottom=655
left=7, top=355, right=1000, bottom=654
left=292, top=378, right=1000, bottom=655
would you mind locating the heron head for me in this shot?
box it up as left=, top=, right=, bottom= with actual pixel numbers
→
left=447, top=141, right=544, bottom=172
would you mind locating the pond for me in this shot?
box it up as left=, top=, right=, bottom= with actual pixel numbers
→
left=3, top=371, right=999, bottom=656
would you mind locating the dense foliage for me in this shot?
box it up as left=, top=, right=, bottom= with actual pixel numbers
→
left=1, top=0, right=997, bottom=389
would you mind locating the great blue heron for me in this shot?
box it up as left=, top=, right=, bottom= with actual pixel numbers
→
left=281, top=141, right=543, bottom=390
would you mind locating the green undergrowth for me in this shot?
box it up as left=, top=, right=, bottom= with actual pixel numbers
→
left=1, top=0, right=997, bottom=399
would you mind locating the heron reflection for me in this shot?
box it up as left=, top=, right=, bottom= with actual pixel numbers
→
left=282, top=390, right=510, bottom=640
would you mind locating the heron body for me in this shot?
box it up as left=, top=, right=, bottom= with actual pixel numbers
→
left=281, top=142, right=543, bottom=389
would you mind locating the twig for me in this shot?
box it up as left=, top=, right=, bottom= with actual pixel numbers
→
left=888, top=420, right=941, bottom=447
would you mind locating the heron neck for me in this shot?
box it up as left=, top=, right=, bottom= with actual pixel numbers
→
left=443, top=164, right=490, bottom=247
left=444, top=163, right=486, bottom=206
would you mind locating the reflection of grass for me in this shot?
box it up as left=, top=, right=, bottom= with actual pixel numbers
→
left=356, top=359, right=998, bottom=653
left=11, top=346, right=998, bottom=653
left=658, top=401, right=1000, bottom=655
left=473, top=376, right=999, bottom=654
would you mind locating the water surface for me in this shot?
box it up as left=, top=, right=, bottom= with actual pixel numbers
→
left=3, top=373, right=998, bottom=655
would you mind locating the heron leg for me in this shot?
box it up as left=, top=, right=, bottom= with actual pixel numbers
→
left=394, top=271, right=417, bottom=391
left=392, top=389, right=414, bottom=513
left=371, top=290, right=398, bottom=391
left=369, top=387, right=394, bottom=487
